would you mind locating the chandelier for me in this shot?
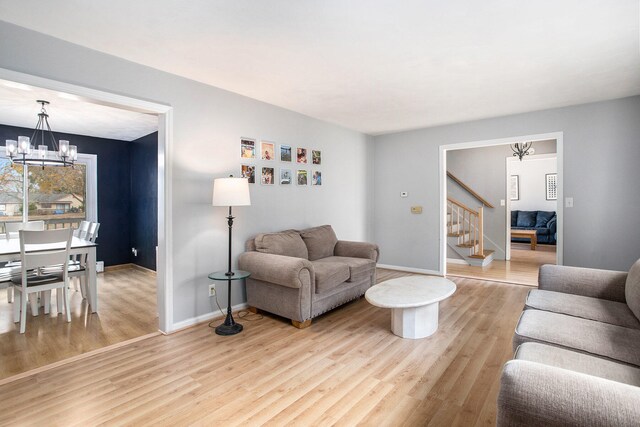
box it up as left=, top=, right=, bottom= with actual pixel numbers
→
left=4, top=100, right=77, bottom=168
left=510, top=142, right=533, bottom=161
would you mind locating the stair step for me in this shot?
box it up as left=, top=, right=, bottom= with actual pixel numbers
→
left=447, top=232, right=464, bottom=237
left=468, top=249, right=495, bottom=259
left=457, top=240, right=479, bottom=248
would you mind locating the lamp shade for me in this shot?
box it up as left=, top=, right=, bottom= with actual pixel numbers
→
left=212, top=177, right=251, bottom=207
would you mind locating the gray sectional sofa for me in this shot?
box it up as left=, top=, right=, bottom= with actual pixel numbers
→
left=498, top=259, right=640, bottom=426
left=238, top=225, right=379, bottom=328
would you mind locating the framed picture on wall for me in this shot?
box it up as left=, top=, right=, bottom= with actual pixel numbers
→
left=280, top=145, right=292, bottom=162
left=280, top=168, right=292, bottom=185
left=546, top=173, right=557, bottom=200
left=261, top=167, right=274, bottom=185
left=510, top=175, right=519, bottom=201
left=296, top=148, right=307, bottom=164
left=312, top=170, right=322, bottom=186
left=261, top=141, right=275, bottom=161
left=240, top=138, right=255, bottom=159
left=297, top=169, right=308, bottom=185
left=312, top=150, right=321, bottom=165
left=240, top=164, right=255, bottom=184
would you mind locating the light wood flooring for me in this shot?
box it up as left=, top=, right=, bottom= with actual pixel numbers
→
left=447, top=243, right=557, bottom=286
left=0, top=268, right=529, bottom=426
left=0, top=267, right=158, bottom=379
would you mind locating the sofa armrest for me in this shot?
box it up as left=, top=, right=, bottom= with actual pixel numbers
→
left=237, top=252, right=314, bottom=289
left=538, top=264, right=627, bottom=303
left=334, top=240, right=379, bottom=261
left=498, top=360, right=640, bottom=427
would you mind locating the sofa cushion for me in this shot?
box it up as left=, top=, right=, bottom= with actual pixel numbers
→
left=513, top=309, right=640, bottom=367
left=535, top=211, right=555, bottom=228
left=516, top=211, right=537, bottom=228
left=311, top=261, right=350, bottom=294
left=315, top=256, right=376, bottom=282
left=625, top=259, right=640, bottom=321
left=510, top=210, right=518, bottom=227
left=525, top=289, right=640, bottom=329
left=255, top=230, right=308, bottom=259
left=300, top=225, right=338, bottom=261
left=515, top=342, right=640, bottom=387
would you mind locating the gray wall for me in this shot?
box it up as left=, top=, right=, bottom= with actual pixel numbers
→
left=446, top=140, right=557, bottom=260
left=0, top=21, right=375, bottom=327
left=374, top=96, right=640, bottom=272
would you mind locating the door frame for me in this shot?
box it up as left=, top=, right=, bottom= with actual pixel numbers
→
left=439, top=131, right=563, bottom=276
left=0, top=67, right=174, bottom=333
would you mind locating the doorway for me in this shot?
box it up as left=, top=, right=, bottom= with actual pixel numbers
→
left=0, top=68, right=173, bottom=380
left=439, top=132, right=563, bottom=286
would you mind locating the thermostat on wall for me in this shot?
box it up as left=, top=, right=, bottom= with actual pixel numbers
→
left=400, top=191, right=408, bottom=198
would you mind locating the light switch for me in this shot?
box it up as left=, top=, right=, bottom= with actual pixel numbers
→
left=411, top=206, right=423, bottom=214
left=400, top=192, right=408, bottom=198
left=500, top=199, right=505, bottom=206
left=565, top=197, right=573, bottom=208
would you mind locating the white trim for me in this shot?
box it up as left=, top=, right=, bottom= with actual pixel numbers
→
left=170, top=303, right=249, bottom=333
left=439, top=131, right=564, bottom=276
left=0, top=67, right=174, bottom=334
left=78, top=153, right=98, bottom=222
left=446, top=258, right=469, bottom=265
left=377, top=264, right=443, bottom=276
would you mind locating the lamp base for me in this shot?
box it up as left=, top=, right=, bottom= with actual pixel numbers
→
left=215, top=322, right=243, bottom=336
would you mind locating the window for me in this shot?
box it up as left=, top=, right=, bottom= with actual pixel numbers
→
left=0, top=154, right=97, bottom=229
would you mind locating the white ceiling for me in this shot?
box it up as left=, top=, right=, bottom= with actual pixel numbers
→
left=0, top=0, right=638, bottom=135
left=0, top=79, right=158, bottom=141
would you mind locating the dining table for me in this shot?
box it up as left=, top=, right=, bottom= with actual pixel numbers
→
left=0, top=236, right=98, bottom=312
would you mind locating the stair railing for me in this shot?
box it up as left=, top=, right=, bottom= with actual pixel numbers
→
left=447, top=196, right=484, bottom=257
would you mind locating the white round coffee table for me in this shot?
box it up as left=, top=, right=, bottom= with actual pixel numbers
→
left=365, top=275, right=456, bottom=339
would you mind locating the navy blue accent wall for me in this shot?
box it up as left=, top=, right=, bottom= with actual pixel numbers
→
left=130, top=132, right=158, bottom=270
left=0, top=124, right=154, bottom=267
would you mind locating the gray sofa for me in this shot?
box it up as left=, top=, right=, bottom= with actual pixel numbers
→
left=498, top=259, right=640, bottom=426
left=238, top=225, right=379, bottom=328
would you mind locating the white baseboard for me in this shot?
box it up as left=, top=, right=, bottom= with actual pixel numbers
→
left=377, top=264, right=442, bottom=276
left=169, top=302, right=248, bottom=333
left=447, top=258, right=469, bottom=265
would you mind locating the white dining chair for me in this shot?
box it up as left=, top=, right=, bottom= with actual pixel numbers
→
left=74, top=220, right=91, bottom=239
left=2, top=221, right=46, bottom=304
left=11, top=228, right=72, bottom=334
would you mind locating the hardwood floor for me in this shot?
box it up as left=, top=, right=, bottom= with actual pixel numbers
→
left=0, top=268, right=529, bottom=426
left=0, top=267, right=158, bottom=379
left=447, top=242, right=556, bottom=286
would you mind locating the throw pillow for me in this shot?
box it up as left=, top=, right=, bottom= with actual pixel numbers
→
left=300, top=225, right=338, bottom=261
left=535, top=211, right=556, bottom=228
left=626, top=259, right=640, bottom=321
left=511, top=210, right=519, bottom=227
left=255, top=230, right=309, bottom=259
left=516, top=211, right=537, bottom=228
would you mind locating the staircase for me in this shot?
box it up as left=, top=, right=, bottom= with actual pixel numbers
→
left=447, top=197, right=494, bottom=267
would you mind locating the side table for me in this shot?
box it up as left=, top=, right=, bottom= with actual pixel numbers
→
left=208, top=269, right=250, bottom=336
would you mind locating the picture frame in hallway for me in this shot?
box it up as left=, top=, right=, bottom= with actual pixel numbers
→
left=296, top=148, right=307, bottom=164
left=240, top=138, right=255, bottom=159
left=510, top=175, right=519, bottom=201
left=312, top=170, right=322, bottom=186
left=312, top=150, right=321, bottom=165
left=546, top=173, right=557, bottom=200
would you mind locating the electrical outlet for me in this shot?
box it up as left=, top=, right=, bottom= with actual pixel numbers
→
left=208, top=284, right=216, bottom=297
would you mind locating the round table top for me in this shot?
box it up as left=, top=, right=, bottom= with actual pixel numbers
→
left=365, top=275, right=456, bottom=308
left=208, top=270, right=251, bottom=281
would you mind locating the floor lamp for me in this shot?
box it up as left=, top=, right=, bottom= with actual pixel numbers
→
left=212, top=176, right=251, bottom=335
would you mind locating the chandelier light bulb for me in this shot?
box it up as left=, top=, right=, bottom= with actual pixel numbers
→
left=69, top=145, right=78, bottom=161
left=17, top=136, right=31, bottom=155
left=58, top=140, right=69, bottom=157
left=5, top=139, right=17, bottom=157
left=38, top=145, right=48, bottom=159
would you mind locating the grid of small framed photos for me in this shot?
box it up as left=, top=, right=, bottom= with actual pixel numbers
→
left=240, top=137, right=322, bottom=187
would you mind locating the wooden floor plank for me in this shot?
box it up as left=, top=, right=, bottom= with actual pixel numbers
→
left=0, top=269, right=529, bottom=426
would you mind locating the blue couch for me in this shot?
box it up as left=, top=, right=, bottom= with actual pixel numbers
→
left=511, top=210, right=557, bottom=244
